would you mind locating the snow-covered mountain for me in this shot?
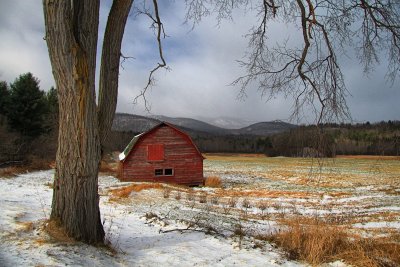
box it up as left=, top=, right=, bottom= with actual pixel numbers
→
left=196, top=116, right=256, bottom=129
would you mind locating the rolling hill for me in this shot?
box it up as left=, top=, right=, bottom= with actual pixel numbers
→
left=112, top=113, right=296, bottom=136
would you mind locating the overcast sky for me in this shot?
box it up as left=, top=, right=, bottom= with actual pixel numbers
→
left=0, top=1, right=399, bottom=124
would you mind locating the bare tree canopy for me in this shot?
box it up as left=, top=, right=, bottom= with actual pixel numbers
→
left=42, top=0, right=399, bottom=244
left=185, top=0, right=400, bottom=123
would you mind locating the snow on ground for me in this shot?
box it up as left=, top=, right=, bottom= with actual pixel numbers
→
left=0, top=170, right=304, bottom=267
left=1, top=155, right=398, bottom=266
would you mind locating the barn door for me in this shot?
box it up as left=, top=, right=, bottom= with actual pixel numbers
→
left=147, top=144, right=164, bottom=161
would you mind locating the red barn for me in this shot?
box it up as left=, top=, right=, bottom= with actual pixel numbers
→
left=118, top=122, right=204, bottom=186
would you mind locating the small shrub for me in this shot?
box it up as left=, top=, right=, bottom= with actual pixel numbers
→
left=233, top=223, right=246, bottom=237
left=175, top=191, right=182, bottom=200
left=242, top=198, right=251, bottom=209
left=204, top=176, right=222, bottom=188
left=221, top=202, right=231, bottom=215
left=163, top=188, right=171, bottom=198
left=210, top=196, right=219, bottom=205
left=257, top=200, right=268, bottom=212
left=199, top=193, right=207, bottom=203
left=228, top=197, right=237, bottom=208
left=272, top=202, right=282, bottom=211
left=186, top=190, right=195, bottom=202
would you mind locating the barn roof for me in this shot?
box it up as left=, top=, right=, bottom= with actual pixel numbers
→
left=119, top=122, right=204, bottom=162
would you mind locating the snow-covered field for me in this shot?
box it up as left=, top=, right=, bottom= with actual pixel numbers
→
left=0, top=154, right=399, bottom=266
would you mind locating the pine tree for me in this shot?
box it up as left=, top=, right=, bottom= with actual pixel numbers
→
left=0, top=81, right=10, bottom=116
left=8, top=73, right=48, bottom=138
left=46, top=86, right=58, bottom=115
left=45, top=86, right=59, bottom=127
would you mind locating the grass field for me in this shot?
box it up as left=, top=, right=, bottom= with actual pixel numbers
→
left=200, top=154, right=400, bottom=265
left=1, top=154, right=399, bottom=266
left=110, top=154, right=399, bottom=265
left=203, top=154, right=400, bottom=227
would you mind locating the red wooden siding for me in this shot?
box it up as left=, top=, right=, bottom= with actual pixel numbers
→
left=120, top=123, right=204, bottom=186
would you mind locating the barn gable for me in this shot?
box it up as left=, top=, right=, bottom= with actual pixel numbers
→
left=118, top=122, right=204, bottom=185
left=119, top=122, right=203, bottom=162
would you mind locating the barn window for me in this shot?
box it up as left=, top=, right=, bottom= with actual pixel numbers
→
left=147, top=144, right=164, bottom=161
left=164, top=168, right=173, bottom=176
left=154, top=168, right=174, bottom=176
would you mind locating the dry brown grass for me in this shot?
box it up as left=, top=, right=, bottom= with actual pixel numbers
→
left=28, top=158, right=52, bottom=171
left=0, top=158, right=53, bottom=178
left=204, top=176, right=222, bottom=188
left=16, top=221, right=34, bottom=232
left=109, top=183, right=163, bottom=198
left=45, top=219, right=75, bottom=244
left=259, top=216, right=400, bottom=266
left=0, top=166, right=21, bottom=177
left=99, top=160, right=117, bottom=175
left=116, top=162, right=123, bottom=179
left=35, top=238, right=48, bottom=246
left=214, top=189, right=319, bottom=199
left=336, top=155, right=400, bottom=160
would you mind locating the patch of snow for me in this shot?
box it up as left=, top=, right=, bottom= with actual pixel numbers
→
left=353, top=221, right=400, bottom=229
left=336, top=194, right=383, bottom=203
left=118, top=152, right=125, bottom=161
left=0, top=171, right=307, bottom=267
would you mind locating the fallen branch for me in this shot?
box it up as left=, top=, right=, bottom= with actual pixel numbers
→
left=159, top=227, right=225, bottom=238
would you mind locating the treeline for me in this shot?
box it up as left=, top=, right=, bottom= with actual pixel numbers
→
left=102, top=120, right=400, bottom=157
left=0, top=73, right=58, bottom=165
left=1, top=73, right=398, bottom=163
left=190, top=122, right=400, bottom=157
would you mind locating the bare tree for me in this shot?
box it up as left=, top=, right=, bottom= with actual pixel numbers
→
left=43, top=0, right=165, bottom=244
left=185, top=0, right=400, bottom=123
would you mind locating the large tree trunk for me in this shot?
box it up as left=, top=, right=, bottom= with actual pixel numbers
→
left=43, top=0, right=104, bottom=243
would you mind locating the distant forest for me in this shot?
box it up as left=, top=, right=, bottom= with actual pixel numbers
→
left=188, top=121, right=400, bottom=157
left=106, top=121, right=400, bottom=158
left=1, top=73, right=399, bottom=166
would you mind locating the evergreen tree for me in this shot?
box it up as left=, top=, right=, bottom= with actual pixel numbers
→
left=46, top=86, right=58, bottom=114
left=45, top=86, right=59, bottom=126
left=0, top=81, right=10, bottom=116
left=8, top=73, right=48, bottom=138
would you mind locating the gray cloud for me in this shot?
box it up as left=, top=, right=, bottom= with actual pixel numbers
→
left=0, top=1, right=398, bottom=124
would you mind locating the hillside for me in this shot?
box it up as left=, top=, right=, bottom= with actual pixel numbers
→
left=232, top=120, right=297, bottom=135
left=112, top=113, right=296, bottom=136
left=108, top=115, right=400, bottom=156
left=112, top=113, right=160, bottom=133
left=150, top=115, right=229, bottom=135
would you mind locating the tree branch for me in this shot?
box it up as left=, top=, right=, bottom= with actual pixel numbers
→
left=98, top=0, right=134, bottom=148
left=134, top=0, right=169, bottom=112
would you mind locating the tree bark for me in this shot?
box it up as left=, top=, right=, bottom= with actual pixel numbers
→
left=43, top=0, right=104, bottom=243
left=98, top=0, right=134, bottom=147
